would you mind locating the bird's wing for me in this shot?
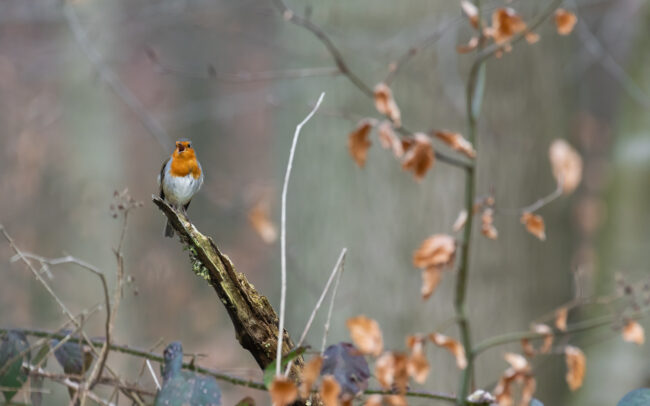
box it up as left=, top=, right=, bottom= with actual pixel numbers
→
left=158, top=157, right=170, bottom=199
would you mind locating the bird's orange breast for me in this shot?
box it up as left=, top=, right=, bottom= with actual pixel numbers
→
left=169, top=151, right=201, bottom=179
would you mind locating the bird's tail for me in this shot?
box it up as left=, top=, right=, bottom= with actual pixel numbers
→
left=164, top=220, right=174, bottom=238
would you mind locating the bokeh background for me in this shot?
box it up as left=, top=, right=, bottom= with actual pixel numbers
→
left=0, top=0, right=649, bottom=404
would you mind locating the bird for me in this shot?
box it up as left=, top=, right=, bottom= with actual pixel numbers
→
left=158, top=140, right=204, bottom=237
left=154, top=341, right=221, bottom=406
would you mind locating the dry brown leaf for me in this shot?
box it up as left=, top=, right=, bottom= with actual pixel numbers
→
left=320, top=375, right=341, bottom=406
left=402, top=133, right=435, bottom=181
left=460, top=0, right=480, bottom=29
left=375, top=352, right=408, bottom=393
left=564, top=346, right=586, bottom=391
left=421, top=267, right=443, bottom=300
left=374, top=83, right=401, bottom=127
left=374, top=352, right=396, bottom=390
left=270, top=376, right=298, bottom=406
left=434, top=130, right=476, bottom=159
left=248, top=197, right=278, bottom=244
left=346, top=315, right=384, bottom=356
left=453, top=209, right=468, bottom=232
left=532, top=324, right=554, bottom=354
left=521, top=376, right=537, bottom=406
left=413, top=234, right=456, bottom=269
left=364, top=395, right=383, bottom=406
left=622, top=320, right=645, bottom=345
left=493, top=369, right=516, bottom=406
left=429, top=332, right=467, bottom=369
left=555, top=9, right=577, bottom=35
left=300, top=356, right=323, bottom=398
left=485, top=8, right=527, bottom=45
left=377, top=121, right=404, bottom=158
left=406, top=335, right=429, bottom=384
left=521, top=338, right=536, bottom=358
left=504, top=353, right=529, bottom=373
left=348, top=120, right=373, bottom=168
left=521, top=212, right=546, bottom=241
left=384, top=395, right=407, bottom=406
left=481, top=208, right=498, bottom=240
left=549, top=139, right=583, bottom=194
left=494, top=354, right=536, bottom=406
left=555, top=307, right=568, bottom=331
left=457, top=36, right=480, bottom=54
left=525, top=31, right=540, bottom=44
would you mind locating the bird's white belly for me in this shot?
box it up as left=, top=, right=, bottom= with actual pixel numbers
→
left=163, top=174, right=200, bottom=206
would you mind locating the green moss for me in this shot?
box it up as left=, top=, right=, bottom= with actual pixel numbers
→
left=185, top=244, right=211, bottom=282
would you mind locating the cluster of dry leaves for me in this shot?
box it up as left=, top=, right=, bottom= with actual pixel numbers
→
left=268, top=310, right=645, bottom=406
left=491, top=305, right=645, bottom=405
left=347, top=315, right=467, bottom=406
left=347, top=98, right=476, bottom=181
left=458, top=3, right=577, bottom=55
left=411, top=138, right=583, bottom=303
left=267, top=315, right=469, bottom=406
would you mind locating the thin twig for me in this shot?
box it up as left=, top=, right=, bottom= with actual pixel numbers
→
left=1, top=225, right=142, bottom=404
left=25, top=365, right=116, bottom=406
left=575, top=17, right=650, bottom=111
left=272, top=0, right=373, bottom=98
left=3, top=327, right=462, bottom=402
left=146, top=360, right=161, bottom=390
left=152, top=60, right=342, bottom=83
left=277, top=92, right=326, bottom=376
left=1, top=328, right=268, bottom=390
left=384, top=22, right=451, bottom=85
left=84, top=209, right=130, bottom=401
left=520, top=182, right=563, bottom=214
left=472, top=309, right=650, bottom=356
left=270, top=0, right=473, bottom=170
left=283, top=248, right=347, bottom=376
left=321, top=250, right=346, bottom=354
left=62, top=3, right=170, bottom=150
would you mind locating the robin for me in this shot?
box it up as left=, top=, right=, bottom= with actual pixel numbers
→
left=158, top=140, right=204, bottom=237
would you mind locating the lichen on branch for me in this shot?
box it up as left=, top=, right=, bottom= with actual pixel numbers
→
left=152, top=196, right=304, bottom=380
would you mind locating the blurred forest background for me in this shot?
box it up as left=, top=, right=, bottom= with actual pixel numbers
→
left=0, top=0, right=649, bottom=404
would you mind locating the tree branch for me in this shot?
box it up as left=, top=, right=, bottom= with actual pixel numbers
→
left=271, top=0, right=473, bottom=170
left=151, top=196, right=304, bottom=380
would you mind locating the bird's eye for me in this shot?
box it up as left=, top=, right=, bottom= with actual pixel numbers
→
left=187, top=143, right=191, bottom=148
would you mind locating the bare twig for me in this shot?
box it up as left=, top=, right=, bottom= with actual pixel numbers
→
left=520, top=182, right=563, bottom=214
left=272, top=0, right=373, bottom=98
left=151, top=59, right=342, bottom=83
left=146, top=360, right=161, bottom=390
left=384, top=22, right=451, bottom=85
left=321, top=250, right=346, bottom=354
left=62, top=3, right=171, bottom=150
left=575, top=15, right=650, bottom=111
left=25, top=365, right=116, bottom=406
left=271, top=0, right=473, bottom=170
left=83, top=208, right=131, bottom=403
left=473, top=309, right=650, bottom=356
left=284, top=248, right=347, bottom=376
left=277, top=92, right=326, bottom=376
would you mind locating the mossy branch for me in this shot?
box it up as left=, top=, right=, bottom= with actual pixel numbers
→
left=152, top=195, right=304, bottom=380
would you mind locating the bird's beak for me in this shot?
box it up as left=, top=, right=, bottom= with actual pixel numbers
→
left=177, top=144, right=185, bottom=152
